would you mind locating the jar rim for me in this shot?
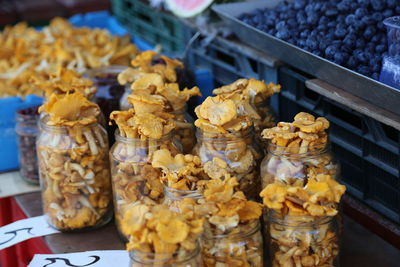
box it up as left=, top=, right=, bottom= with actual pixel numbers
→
left=114, top=129, right=173, bottom=143
left=129, top=240, right=200, bottom=264
left=203, top=219, right=260, bottom=240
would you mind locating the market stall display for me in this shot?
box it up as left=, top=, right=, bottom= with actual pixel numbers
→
left=1, top=2, right=400, bottom=267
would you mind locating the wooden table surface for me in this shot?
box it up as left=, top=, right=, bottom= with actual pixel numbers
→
left=14, top=192, right=400, bottom=267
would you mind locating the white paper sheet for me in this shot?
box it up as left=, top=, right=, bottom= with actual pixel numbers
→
left=0, top=215, right=59, bottom=250
left=0, top=171, right=40, bottom=198
left=28, top=250, right=129, bottom=267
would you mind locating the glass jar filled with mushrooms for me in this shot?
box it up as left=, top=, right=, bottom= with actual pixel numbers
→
left=193, top=95, right=263, bottom=200
left=259, top=112, right=346, bottom=267
left=37, top=93, right=112, bottom=231
left=109, top=108, right=182, bottom=240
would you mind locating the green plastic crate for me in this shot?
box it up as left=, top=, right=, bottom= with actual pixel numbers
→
left=112, top=0, right=187, bottom=52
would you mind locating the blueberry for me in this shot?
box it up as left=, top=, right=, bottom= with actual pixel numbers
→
left=364, top=26, right=376, bottom=40
left=327, top=21, right=337, bottom=28
left=343, top=36, right=356, bottom=48
left=319, top=41, right=328, bottom=51
left=335, top=28, right=347, bottom=38
left=276, top=21, right=287, bottom=31
left=307, top=15, right=319, bottom=25
left=300, top=30, right=310, bottom=38
left=355, top=7, right=368, bottom=18
left=306, top=38, right=318, bottom=50
left=294, top=0, right=307, bottom=9
left=333, top=52, right=346, bottom=65
left=372, top=12, right=383, bottom=22
left=355, top=51, right=368, bottom=63
left=396, top=6, right=400, bottom=14
left=326, top=9, right=339, bottom=17
left=346, top=56, right=358, bottom=68
left=375, top=44, right=387, bottom=53
left=371, top=0, right=384, bottom=11
left=298, top=39, right=307, bottom=48
left=287, top=18, right=297, bottom=28
left=276, top=29, right=291, bottom=40
left=383, top=9, right=394, bottom=18
left=362, top=16, right=374, bottom=25
left=325, top=45, right=338, bottom=58
left=319, top=16, right=329, bottom=25
left=317, top=24, right=328, bottom=32
left=345, top=14, right=356, bottom=25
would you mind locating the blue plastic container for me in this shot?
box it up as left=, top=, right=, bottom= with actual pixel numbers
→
left=0, top=95, right=43, bottom=171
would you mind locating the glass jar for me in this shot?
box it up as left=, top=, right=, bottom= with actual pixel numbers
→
left=16, top=106, right=40, bottom=184
left=119, top=84, right=133, bottom=111
left=260, top=142, right=339, bottom=188
left=194, top=127, right=263, bottom=200
left=163, top=186, right=203, bottom=213
left=36, top=118, right=112, bottom=231
left=202, top=220, right=263, bottom=267
left=129, top=242, right=202, bottom=267
left=110, top=131, right=182, bottom=239
left=84, top=66, right=127, bottom=145
left=267, top=211, right=340, bottom=267
left=172, top=106, right=196, bottom=154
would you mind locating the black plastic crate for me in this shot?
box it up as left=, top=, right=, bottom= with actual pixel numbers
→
left=278, top=66, right=400, bottom=224
left=185, top=29, right=279, bottom=86
left=112, top=0, right=187, bottom=52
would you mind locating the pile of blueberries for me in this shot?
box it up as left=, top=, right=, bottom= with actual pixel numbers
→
left=238, top=0, right=400, bottom=80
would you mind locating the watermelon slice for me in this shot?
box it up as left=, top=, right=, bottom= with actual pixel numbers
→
left=166, top=0, right=214, bottom=18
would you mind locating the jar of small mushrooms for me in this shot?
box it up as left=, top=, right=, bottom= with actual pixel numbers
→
left=109, top=114, right=182, bottom=240
left=202, top=220, right=263, bottom=267
left=129, top=243, right=202, bottom=267
left=267, top=211, right=340, bottom=267
left=195, top=127, right=262, bottom=201
left=37, top=118, right=112, bottom=231
left=260, top=112, right=340, bottom=189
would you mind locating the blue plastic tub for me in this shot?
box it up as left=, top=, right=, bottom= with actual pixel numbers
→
left=0, top=95, right=43, bottom=171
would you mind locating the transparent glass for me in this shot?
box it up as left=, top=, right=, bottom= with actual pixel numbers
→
left=37, top=118, right=112, bottom=231
left=260, top=141, right=339, bottom=188
left=163, top=186, right=203, bottom=213
left=110, top=131, right=182, bottom=240
left=267, top=211, right=340, bottom=267
left=172, top=106, right=196, bottom=154
left=16, top=107, right=40, bottom=184
left=193, top=128, right=263, bottom=200
left=84, top=65, right=127, bottom=145
left=129, top=242, right=202, bottom=267
left=380, top=16, right=400, bottom=89
left=202, top=220, right=263, bottom=267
